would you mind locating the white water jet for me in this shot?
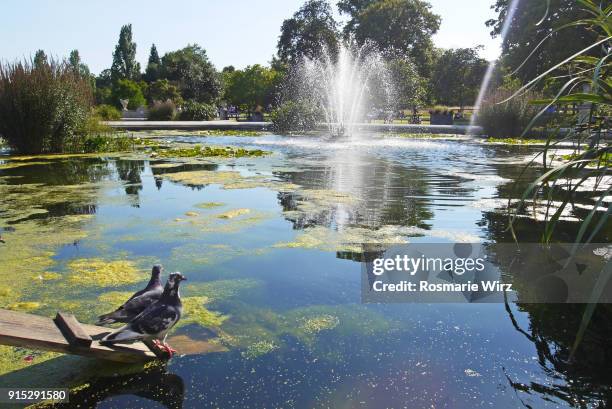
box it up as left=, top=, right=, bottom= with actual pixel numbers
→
left=292, top=42, right=392, bottom=139
left=470, top=0, right=522, bottom=130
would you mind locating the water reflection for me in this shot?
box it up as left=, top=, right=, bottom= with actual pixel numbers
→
left=1, top=136, right=610, bottom=408
left=53, top=364, right=184, bottom=409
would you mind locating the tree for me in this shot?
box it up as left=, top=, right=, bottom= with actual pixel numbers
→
left=277, top=0, right=339, bottom=63
left=161, top=44, right=221, bottom=103
left=486, top=0, right=598, bottom=84
left=338, top=0, right=440, bottom=76
left=144, top=44, right=161, bottom=83
left=68, top=50, right=91, bottom=78
left=146, top=79, right=182, bottom=104
left=33, top=50, right=48, bottom=68
left=111, top=79, right=146, bottom=109
left=223, top=65, right=280, bottom=110
left=431, top=47, right=488, bottom=108
left=387, top=58, right=426, bottom=109
left=111, top=24, right=140, bottom=81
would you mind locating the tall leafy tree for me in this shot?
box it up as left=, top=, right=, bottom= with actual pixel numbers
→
left=33, top=50, right=48, bottom=68
left=111, top=24, right=140, bottom=81
left=431, top=47, right=488, bottom=108
left=223, top=64, right=280, bottom=109
left=68, top=50, right=92, bottom=78
left=277, top=0, right=339, bottom=63
left=338, top=0, right=440, bottom=76
left=161, top=44, right=221, bottom=103
left=144, top=44, right=161, bottom=82
left=486, top=0, right=598, bottom=84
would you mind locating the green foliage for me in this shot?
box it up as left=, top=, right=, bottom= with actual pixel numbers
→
left=33, top=50, right=48, bottom=69
left=432, top=47, right=487, bottom=108
left=94, top=86, right=112, bottom=105
left=68, top=50, right=91, bottom=79
left=339, top=0, right=441, bottom=76
left=0, top=58, right=93, bottom=154
left=93, top=104, right=122, bottom=120
left=145, top=79, right=182, bottom=104
left=270, top=101, right=321, bottom=132
left=178, top=100, right=217, bottom=121
left=144, top=43, right=161, bottom=82
left=111, top=79, right=146, bottom=110
left=387, top=57, right=425, bottom=108
left=223, top=64, right=280, bottom=110
left=476, top=88, right=541, bottom=138
left=147, top=100, right=176, bottom=120
left=111, top=24, right=141, bottom=81
left=161, top=44, right=221, bottom=103
left=277, top=0, right=339, bottom=63
left=486, top=0, right=599, bottom=85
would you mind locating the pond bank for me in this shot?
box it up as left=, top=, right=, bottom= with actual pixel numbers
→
left=105, top=120, right=483, bottom=135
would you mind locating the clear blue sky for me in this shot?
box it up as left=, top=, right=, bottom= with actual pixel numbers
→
left=1, top=0, right=500, bottom=74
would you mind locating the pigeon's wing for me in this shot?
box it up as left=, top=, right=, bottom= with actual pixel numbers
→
left=122, top=288, right=163, bottom=316
left=131, top=303, right=180, bottom=337
left=101, top=303, right=178, bottom=344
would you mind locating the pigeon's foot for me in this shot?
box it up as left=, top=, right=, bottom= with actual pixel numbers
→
left=152, top=339, right=177, bottom=357
left=161, top=342, right=177, bottom=356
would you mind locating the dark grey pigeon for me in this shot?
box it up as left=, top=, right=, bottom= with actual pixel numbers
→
left=96, top=265, right=164, bottom=325
left=100, top=272, right=186, bottom=356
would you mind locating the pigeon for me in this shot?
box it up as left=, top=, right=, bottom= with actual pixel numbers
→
left=0, top=235, right=5, bottom=244
left=96, top=265, right=164, bottom=326
left=100, top=272, right=186, bottom=356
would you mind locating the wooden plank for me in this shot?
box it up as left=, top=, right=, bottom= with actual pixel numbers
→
left=54, top=312, right=92, bottom=348
left=0, top=309, right=157, bottom=363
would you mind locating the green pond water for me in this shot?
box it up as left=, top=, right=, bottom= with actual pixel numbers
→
left=0, top=134, right=610, bottom=408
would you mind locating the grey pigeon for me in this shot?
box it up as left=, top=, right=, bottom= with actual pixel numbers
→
left=96, top=265, right=164, bottom=325
left=100, top=272, right=186, bottom=356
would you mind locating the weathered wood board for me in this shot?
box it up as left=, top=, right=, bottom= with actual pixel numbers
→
left=0, top=309, right=157, bottom=363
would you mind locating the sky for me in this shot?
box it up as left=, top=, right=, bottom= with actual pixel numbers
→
left=1, top=0, right=501, bottom=75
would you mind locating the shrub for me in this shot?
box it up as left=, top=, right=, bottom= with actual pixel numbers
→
left=476, top=89, right=542, bottom=138
left=94, top=104, right=122, bottom=120
left=270, top=101, right=320, bottom=132
left=148, top=100, right=176, bottom=121
left=178, top=100, right=217, bottom=120
left=428, top=105, right=454, bottom=114
left=111, top=79, right=146, bottom=110
left=0, top=58, right=93, bottom=154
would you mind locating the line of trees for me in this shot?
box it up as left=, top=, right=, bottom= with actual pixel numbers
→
left=30, top=0, right=595, bottom=117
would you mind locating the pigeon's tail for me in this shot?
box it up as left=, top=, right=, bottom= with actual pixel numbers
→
left=100, top=327, right=144, bottom=345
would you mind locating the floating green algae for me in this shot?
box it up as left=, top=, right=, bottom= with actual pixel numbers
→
left=66, top=258, right=143, bottom=287
left=194, top=201, right=225, bottom=209
left=154, top=144, right=269, bottom=159
left=241, top=340, right=279, bottom=359
left=484, top=137, right=542, bottom=145
left=178, top=296, right=228, bottom=329
left=299, top=314, right=340, bottom=334
left=217, top=208, right=250, bottom=219
left=161, top=168, right=299, bottom=192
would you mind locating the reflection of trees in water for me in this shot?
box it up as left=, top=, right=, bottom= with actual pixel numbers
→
left=504, top=298, right=612, bottom=407
left=46, top=364, right=184, bottom=409
left=482, top=159, right=612, bottom=407
left=3, top=158, right=111, bottom=186
left=115, top=160, right=145, bottom=207
left=275, top=155, right=434, bottom=230
left=150, top=162, right=219, bottom=191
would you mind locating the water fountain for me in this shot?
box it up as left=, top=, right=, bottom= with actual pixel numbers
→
left=291, top=41, right=392, bottom=139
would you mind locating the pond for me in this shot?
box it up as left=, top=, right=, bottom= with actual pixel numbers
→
left=0, top=134, right=610, bottom=408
